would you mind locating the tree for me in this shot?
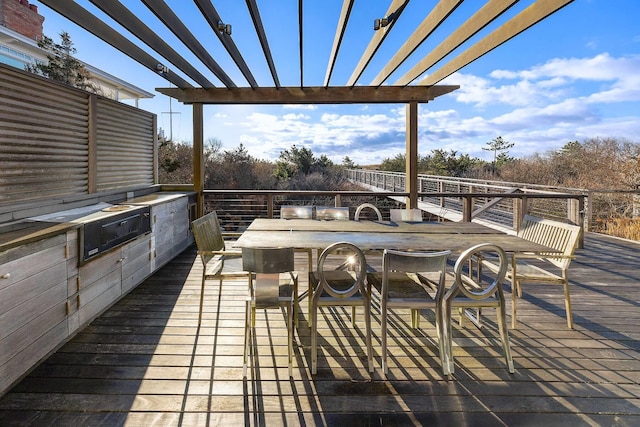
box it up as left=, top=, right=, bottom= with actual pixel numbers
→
left=425, top=149, right=477, bottom=176
left=25, top=31, right=97, bottom=92
left=342, top=156, right=358, bottom=169
left=380, top=154, right=406, bottom=172
left=157, top=136, right=193, bottom=184
left=278, top=145, right=315, bottom=175
left=482, top=136, right=514, bottom=176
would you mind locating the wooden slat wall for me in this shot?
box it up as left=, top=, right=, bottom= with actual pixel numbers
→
left=0, top=65, right=89, bottom=203
left=95, top=99, right=155, bottom=192
left=0, top=64, right=156, bottom=207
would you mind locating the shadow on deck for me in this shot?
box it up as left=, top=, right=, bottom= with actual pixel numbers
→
left=1, top=233, right=639, bottom=426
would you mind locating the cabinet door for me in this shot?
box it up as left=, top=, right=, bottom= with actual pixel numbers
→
left=0, top=235, right=69, bottom=395
left=151, top=196, right=189, bottom=269
left=171, top=197, right=191, bottom=255
left=152, top=200, right=176, bottom=268
left=74, top=248, right=122, bottom=329
left=121, top=233, right=152, bottom=294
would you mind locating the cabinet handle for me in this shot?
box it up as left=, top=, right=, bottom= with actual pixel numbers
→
left=1, top=273, right=10, bottom=279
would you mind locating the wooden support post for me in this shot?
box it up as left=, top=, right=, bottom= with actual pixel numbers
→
left=193, top=103, right=204, bottom=218
left=405, top=102, right=418, bottom=209
left=462, top=196, right=472, bottom=222
left=267, top=194, right=274, bottom=218
left=569, top=197, right=585, bottom=248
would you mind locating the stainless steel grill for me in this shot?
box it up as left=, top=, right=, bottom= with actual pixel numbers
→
left=30, top=203, right=151, bottom=264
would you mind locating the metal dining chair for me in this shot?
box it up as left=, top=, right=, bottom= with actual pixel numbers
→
left=192, top=211, right=252, bottom=326
left=367, top=249, right=451, bottom=375
left=308, top=241, right=374, bottom=374
left=315, top=206, right=349, bottom=220
left=390, top=208, right=422, bottom=222
left=442, top=243, right=514, bottom=375
left=279, top=205, right=314, bottom=311
left=354, top=203, right=383, bottom=221
left=280, top=205, right=313, bottom=219
left=242, top=247, right=298, bottom=378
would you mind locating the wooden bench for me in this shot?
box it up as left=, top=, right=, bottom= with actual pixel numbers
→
left=482, top=215, right=582, bottom=329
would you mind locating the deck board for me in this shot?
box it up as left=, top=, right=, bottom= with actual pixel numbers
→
left=1, top=232, right=639, bottom=426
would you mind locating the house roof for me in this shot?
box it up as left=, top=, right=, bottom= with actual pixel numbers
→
left=0, top=24, right=153, bottom=101
left=37, top=0, right=574, bottom=105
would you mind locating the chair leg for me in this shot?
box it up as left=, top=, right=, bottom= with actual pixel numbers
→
left=364, top=302, right=373, bottom=373
left=198, top=274, right=206, bottom=326
left=243, top=299, right=251, bottom=378
left=563, top=280, right=574, bottom=329
left=435, top=304, right=449, bottom=376
left=293, top=275, right=299, bottom=328
left=287, top=302, right=293, bottom=378
left=311, top=304, right=318, bottom=374
left=512, top=282, right=518, bottom=330
left=381, top=301, right=388, bottom=375
left=444, top=302, right=455, bottom=375
left=496, top=306, right=515, bottom=373
left=411, top=308, right=420, bottom=329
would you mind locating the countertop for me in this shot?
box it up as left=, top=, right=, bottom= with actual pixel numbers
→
left=0, top=192, right=195, bottom=253
left=0, top=221, right=79, bottom=252
left=127, top=192, right=196, bottom=206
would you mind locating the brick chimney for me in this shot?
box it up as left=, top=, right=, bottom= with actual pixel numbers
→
left=0, top=0, right=45, bottom=41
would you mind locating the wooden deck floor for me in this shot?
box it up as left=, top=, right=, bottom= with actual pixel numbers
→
left=1, top=232, right=639, bottom=426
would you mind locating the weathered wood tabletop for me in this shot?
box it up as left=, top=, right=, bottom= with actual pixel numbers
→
left=247, top=218, right=502, bottom=234
left=237, top=219, right=554, bottom=253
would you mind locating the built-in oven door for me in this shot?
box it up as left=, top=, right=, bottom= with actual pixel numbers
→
left=81, top=208, right=151, bottom=263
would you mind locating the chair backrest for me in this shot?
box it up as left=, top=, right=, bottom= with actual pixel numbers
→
left=241, top=247, right=295, bottom=274
left=281, top=205, right=313, bottom=219
left=382, top=249, right=451, bottom=296
left=390, top=208, right=422, bottom=222
left=518, top=215, right=581, bottom=270
left=354, top=203, right=383, bottom=221
left=315, top=241, right=367, bottom=299
left=446, top=243, right=507, bottom=301
left=242, top=247, right=294, bottom=309
left=191, top=211, right=225, bottom=265
left=316, top=206, right=350, bottom=221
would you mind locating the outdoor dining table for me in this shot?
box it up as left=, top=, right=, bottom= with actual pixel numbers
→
left=235, top=218, right=552, bottom=254
left=234, top=217, right=560, bottom=326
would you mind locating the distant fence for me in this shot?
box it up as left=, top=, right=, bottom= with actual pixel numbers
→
left=347, top=169, right=584, bottom=226
left=202, top=187, right=586, bottom=246
left=347, top=169, right=639, bottom=237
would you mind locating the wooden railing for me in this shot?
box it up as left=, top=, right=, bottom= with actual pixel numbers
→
left=347, top=169, right=588, bottom=227
left=203, top=188, right=586, bottom=247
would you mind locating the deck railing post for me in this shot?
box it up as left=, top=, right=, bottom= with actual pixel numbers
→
left=462, top=196, right=472, bottom=222
left=267, top=194, right=274, bottom=218
left=568, top=196, right=585, bottom=248
left=515, top=196, right=528, bottom=231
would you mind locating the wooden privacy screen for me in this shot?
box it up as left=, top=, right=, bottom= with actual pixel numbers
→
left=0, top=64, right=156, bottom=205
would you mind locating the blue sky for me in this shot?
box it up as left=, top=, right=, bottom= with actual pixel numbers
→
left=33, top=0, right=640, bottom=165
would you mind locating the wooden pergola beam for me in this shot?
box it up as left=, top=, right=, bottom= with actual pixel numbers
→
left=156, top=85, right=459, bottom=105
left=395, top=0, right=518, bottom=86
left=421, top=0, right=575, bottom=86
left=324, top=0, right=354, bottom=87
left=347, top=0, right=409, bottom=87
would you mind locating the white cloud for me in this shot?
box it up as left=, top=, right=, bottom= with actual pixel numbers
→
left=283, top=104, right=317, bottom=110
left=202, top=53, right=640, bottom=164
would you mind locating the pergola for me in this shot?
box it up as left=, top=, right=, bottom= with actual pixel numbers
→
left=39, top=0, right=574, bottom=214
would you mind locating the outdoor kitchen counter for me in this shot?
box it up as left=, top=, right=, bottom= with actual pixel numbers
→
left=126, top=191, right=196, bottom=206
left=0, top=221, right=78, bottom=252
